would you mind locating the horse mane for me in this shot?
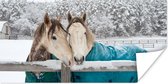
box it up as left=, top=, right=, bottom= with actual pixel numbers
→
left=28, top=23, right=48, bottom=61
left=34, top=23, right=45, bottom=43
left=67, top=17, right=95, bottom=50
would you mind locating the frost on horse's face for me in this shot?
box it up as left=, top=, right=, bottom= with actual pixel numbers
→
left=67, top=12, right=94, bottom=65
left=36, top=13, right=73, bottom=66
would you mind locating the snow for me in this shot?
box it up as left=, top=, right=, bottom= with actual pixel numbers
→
left=0, top=60, right=135, bottom=72
left=0, top=60, right=61, bottom=72
left=0, top=40, right=30, bottom=83
left=0, top=40, right=32, bottom=83
left=71, top=60, right=136, bottom=71
left=0, top=40, right=32, bottom=62
left=0, top=61, right=19, bottom=64
left=31, top=60, right=61, bottom=70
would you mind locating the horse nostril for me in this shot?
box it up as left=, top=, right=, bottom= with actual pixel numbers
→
left=74, top=57, right=77, bottom=62
left=69, top=61, right=71, bottom=66
left=74, top=56, right=85, bottom=65
left=82, top=56, right=84, bottom=61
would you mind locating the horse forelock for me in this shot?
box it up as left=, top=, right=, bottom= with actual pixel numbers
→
left=47, top=19, right=56, bottom=38
left=47, top=19, right=68, bottom=38
left=32, top=19, right=56, bottom=52
left=67, top=17, right=87, bottom=32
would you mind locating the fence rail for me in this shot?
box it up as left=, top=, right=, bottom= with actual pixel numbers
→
left=0, top=60, right=136, bottom=82
left=0, top=60, right=136, bottom=72
left=96, top=38, right=167, bottom=52
left=97, top=38, right=167, bottom=46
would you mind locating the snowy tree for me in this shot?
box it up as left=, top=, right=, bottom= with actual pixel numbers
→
left=12, top=18, right=32, bottom=36
left=0, top=0, right=167, bottom=39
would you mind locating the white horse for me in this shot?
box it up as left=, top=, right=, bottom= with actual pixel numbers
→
left=66, top=12, right=94, bottom=64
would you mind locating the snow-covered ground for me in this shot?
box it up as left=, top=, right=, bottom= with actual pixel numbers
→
left=0, top=40, right=166, bottom=83
left=0, top=40, right=32, bottom=62
left=0, top=40, right=32, bottom=83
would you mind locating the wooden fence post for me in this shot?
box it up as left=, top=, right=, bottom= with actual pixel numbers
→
left=61, top=63, right=71, bottom=82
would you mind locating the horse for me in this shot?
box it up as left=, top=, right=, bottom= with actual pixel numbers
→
left=27, top=13, right=73, bottom=77
left=66, top=12, right=94, bottom=64
left=66, top=12, right=166, bottom=65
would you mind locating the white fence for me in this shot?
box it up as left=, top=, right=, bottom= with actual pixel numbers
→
left=96, top=37, right=167, bottom=51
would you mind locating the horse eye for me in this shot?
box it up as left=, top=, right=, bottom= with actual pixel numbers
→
left=52, top=36, right=57, bottom=40
left=68, top=33, right=71, bottom=36
left=84, top=32, right=87, bottom=35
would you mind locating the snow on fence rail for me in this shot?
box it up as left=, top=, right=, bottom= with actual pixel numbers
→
left=0, top=60, right=136, bottom=72
left=0, top=60, right=136, bottom=82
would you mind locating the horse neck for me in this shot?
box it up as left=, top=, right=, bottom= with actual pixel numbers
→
left=86, top=28, right=95, bottom=50
left=28, top=27, right=49, bottom=61
left=28, top=39, right=50, bottom=61
left=30, top=34, right=42, bottom=52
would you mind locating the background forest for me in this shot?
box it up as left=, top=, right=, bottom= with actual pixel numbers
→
left=0, top=0, right=167, bottom=39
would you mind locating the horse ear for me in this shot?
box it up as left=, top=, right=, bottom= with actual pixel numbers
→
left=44, top=13, right=51, bottom=27
left=81, top=12, right=86, bottom=22
left=68, top=11, right=72, bottom=23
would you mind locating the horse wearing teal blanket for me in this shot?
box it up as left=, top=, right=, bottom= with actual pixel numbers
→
left=66, top=12, right=147, bottom=65
left=66, top=12, right=147, bottom=82
left=26, top=13, right=73, bottom=80
left=26, top=12, right=148, bottom=83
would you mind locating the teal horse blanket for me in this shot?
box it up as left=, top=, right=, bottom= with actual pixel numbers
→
left=25, top=42, right=147, bottom=83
